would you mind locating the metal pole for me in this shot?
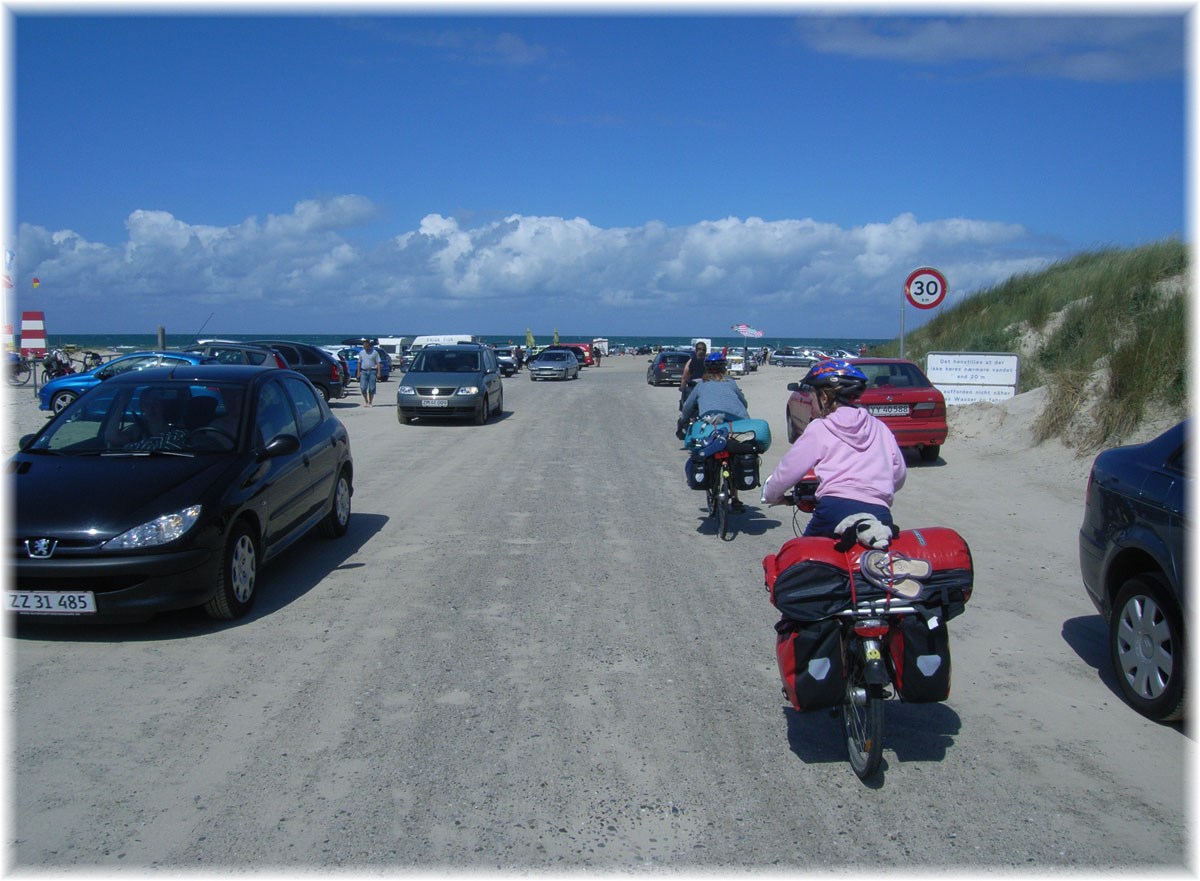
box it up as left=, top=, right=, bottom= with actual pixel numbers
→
left=899, top=288, right=906, bottom=359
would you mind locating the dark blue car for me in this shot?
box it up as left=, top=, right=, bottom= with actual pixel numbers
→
left=13, top=365, right=354, bottom=621
left=1079, top=420, right=1188, bottom=721
left=37, top=350, right=213, bottom=415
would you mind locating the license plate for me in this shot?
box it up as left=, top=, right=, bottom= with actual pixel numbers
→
left=8, top=591, right=97, bottom=614
left=421, top=399, right=449, bottom=408
left=869, top=404, right=910, bottom=416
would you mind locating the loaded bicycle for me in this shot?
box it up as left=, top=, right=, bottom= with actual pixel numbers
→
left=763, top=481, right=973, bottom=781
left=680, top=416, right=771, bottom=540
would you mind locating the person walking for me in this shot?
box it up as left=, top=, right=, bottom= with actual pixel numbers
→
left=357, top=339, right=382, bottom=407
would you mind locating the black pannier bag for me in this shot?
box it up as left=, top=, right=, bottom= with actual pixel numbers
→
left=775, top=616, right=846, bottom=712
left=684, top=453, right=713, bottom=490
left=732, top=452, right=760, bottom=490
left=886, top=614, right=952, bottom=702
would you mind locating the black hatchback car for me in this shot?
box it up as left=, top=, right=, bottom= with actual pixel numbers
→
left=646, top=351, right=691, bottom=386
left=1079, top=420, right=1187, bottom=721
left=10, top=365, right=354, bottom=622
left=249, top=339, right=348, bottom=401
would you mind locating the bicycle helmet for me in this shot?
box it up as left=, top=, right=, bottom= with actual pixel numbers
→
left=704, top=352, right=727, bottom=371
left=803, top=358, right=868, bottom=402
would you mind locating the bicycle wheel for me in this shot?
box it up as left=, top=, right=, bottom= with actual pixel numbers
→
left=841, top=642, right=884, bottom=780
left=716, top=472, right=731, bottom=540
left=8, top=360, right=30, bottom=386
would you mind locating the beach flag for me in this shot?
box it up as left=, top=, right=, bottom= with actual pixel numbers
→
left=2, top=275, right=10, bottom=289
left=32, top=278, right=39, bottom=288
left=20, top=310, right=46, bottom=357
left=732, top=323, right=763, bottom=338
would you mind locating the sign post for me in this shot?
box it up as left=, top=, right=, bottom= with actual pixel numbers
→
left=901, top=266, right=948, bottom=357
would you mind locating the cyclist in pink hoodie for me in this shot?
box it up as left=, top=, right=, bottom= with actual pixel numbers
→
left=763, top=359, right=906, bottom=537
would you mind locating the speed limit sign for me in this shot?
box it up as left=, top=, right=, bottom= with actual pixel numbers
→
left=905, top=267, right=947, bottom=309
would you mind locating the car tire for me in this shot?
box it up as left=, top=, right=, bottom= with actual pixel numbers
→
left=919, top=444, right=941, bottom=462
left=1110, top=573, right=1185, bottom=722
left=397, top=408, right=410, bottom=425
left=320, top=468, right=352, bottom=539
left=205, top=521, right=257, bottom=620
left=493, top=389, right=504, bottom=418
left=474, top=399, right=487, bottom=425
left=50, top=390, right=78, bottom=414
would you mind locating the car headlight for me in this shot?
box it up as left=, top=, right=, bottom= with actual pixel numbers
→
left=103, top=505, right=202, bottom=550
left=456, top=386, right=479, bottom=395
left=398, top=385, right=416, bottom=395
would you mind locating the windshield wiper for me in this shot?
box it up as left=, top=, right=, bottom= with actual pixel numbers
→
left=100, top=449, right=195, bottom=458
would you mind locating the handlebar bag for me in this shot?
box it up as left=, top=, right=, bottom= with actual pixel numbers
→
left=775, top=616, right=846, bottom=712
left=763, top=527, right=973, bottom=622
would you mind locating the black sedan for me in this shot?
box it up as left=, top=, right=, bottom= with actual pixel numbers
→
left=1079, top=420, right=1187, bottom=721
left=10, top=365, right=354, bottom=622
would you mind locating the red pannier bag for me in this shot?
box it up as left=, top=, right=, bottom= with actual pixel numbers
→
left=886, top=614, right=952, bottom=703
left=762, top=527, right=973, bottom=623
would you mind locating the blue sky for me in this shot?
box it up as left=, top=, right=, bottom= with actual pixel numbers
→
left=7, top=7, right=1188, bottom=339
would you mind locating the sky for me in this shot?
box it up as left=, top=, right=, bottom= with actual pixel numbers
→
left=3, top=3, right=1190, bottom=340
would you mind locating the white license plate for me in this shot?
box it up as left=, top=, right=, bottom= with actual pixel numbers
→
left=8, top=591, right=97, bottom=614
left=421, top=399, right=449, bottom=408
left=869, top=404, right=910, bottom=416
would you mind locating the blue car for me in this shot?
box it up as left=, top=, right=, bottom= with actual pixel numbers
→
left=38, top=351, right=214, bottom=415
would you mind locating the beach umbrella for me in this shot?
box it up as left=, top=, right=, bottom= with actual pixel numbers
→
left=731, top=323, right=763, bottom=339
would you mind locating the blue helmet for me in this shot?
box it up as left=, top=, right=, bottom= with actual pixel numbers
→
left=704, top=351, right=727, bottom=371
left=804, top=358, right=868, bottom=401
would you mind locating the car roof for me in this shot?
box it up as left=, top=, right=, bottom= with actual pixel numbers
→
left=104, top=364, right=285, bottom=384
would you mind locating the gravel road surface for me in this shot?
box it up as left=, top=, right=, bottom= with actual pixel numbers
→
left=6, top=356, right=1188, bottom=870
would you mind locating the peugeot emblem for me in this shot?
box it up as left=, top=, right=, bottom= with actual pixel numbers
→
left=26, top=538, right=57, bottom=559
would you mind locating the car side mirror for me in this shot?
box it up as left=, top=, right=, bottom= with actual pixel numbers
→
left=786, top=382, right=801, bottom=392
left=19, top=433, right=36, bottom=450
left=260, top=433, right=301, bottom=459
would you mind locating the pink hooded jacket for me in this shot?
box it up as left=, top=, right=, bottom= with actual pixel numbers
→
left=763, top=406, right=906, bottom=507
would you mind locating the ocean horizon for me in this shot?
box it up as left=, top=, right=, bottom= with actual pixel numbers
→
left=36, top=332, right=890, bottom=354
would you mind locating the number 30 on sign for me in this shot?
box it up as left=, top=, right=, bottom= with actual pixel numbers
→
left=905, top=267, right=947, bottom=309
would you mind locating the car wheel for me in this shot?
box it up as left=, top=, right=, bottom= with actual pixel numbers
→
left=205, top=521, right=257, bottom=620
left=493, top=388, right=504, bottom=417
left=919, top=444, right=941, bottom=462
left=474, top=399, right=487, bottom=425
left=50, top=390, right=78, bottom=414
left=320, top=468, right=352, bottom=539
left=1110, top=573, right=1185, bottom=722
left=317, top=384, right=332, bottom=403
left=397, top=408, right=410, bottom=425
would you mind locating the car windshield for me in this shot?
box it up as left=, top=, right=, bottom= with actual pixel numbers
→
left=539, top=352, right=567, bottom=362
left=412, top=350, right=481, bottom=372
left=26, top=381, right=246, bottom=455
left=856, top=362, right=932, bottom=389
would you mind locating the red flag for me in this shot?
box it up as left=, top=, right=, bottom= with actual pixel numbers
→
left=32, top=278, right=39, bottom=288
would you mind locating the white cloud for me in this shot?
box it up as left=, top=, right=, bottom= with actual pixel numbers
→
left=15, top=195, right=1066, bottom=337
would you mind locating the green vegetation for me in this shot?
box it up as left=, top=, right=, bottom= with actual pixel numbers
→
left=872, top=239, right=1189, bottom=451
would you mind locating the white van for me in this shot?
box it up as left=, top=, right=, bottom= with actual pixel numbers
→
left=376, top=336, right=408, bottom=359
left=409, top=334, right=479, bottom=353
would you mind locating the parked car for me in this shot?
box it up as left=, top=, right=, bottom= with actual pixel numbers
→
left=494, top=347, right=518, bottom=377
left=396, top=343, right=503, bottom=424
left=183, top=340, right=289, bottom=369
left=10, top=365, right=353, bottom=621
left=646, top=351, right=691, bottom=386
left=770, top=347, right=826, bottom=368
left=528, top=349, right=580, bottom=381
left=336, top=343, right=393, bottom=383
left=785, top=357, right=947, bottom=461
left=1079, top=420, right=1187, bottom=721
left=37, top=350, right=215, bottom=415
left=249, top=339, right=348, bottom=401
left=557, top=342, right=594, bottom=366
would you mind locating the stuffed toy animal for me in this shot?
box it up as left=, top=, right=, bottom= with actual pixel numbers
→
left=832, top=513, right=898, bottom=552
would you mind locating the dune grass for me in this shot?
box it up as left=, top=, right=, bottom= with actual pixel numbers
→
left=872, top=239, right=1189, bottom=450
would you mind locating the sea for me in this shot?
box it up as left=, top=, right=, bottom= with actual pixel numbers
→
left=41, top=332, right=890, bottom=354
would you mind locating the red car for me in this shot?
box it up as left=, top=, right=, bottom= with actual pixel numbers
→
left=785, top=357, right=947, bottom=462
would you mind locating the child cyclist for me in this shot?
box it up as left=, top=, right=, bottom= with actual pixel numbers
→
left=762, top=359, right=906, bottom=536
